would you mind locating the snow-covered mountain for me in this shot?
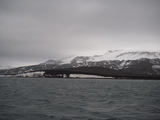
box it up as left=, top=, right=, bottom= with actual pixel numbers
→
left=39, top=50, right=160, bottom=65
left=44, top=50, right=160, bottom=65
left=40, top=59, right=61, bottom=66
left=0, top=50, right=160, bottom=76
left=88, top=50, right=160, bottom=61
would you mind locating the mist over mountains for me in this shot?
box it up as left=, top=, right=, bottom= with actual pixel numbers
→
left=0, top=50, right=160, bottom=76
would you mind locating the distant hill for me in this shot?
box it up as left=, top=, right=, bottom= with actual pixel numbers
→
left=0, top=50, right=160, bottom=76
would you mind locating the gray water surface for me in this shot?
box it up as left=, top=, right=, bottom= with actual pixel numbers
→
left=0, top=77, right=160, bottom=120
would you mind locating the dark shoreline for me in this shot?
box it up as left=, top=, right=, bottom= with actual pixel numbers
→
left=0, top=76, right=160, bottom=80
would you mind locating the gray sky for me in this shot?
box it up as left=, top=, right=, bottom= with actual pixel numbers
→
left=0, top=0, right=160, bottom=67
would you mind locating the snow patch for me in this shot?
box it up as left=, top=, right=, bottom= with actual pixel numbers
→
left=69, top=74, right=112, bottom=78
left=60, top=56, right=76, bottom=64
left=16, top=72, right=45, bottom=77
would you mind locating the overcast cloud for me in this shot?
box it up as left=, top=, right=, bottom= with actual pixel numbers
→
left=0, top=0, right=160, bottom=67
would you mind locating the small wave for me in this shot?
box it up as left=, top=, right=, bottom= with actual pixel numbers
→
left=59, top=118, right=72, bottom=120
left=24, top=113, right=55, bottom=120
left=0, top=113, right=24, bottom=120
left=105, top=118, right=122, bottom=120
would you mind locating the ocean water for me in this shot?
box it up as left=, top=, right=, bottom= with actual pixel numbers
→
left=0, top=77, right=160, bottom=120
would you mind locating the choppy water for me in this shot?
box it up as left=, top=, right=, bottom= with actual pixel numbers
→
left=0, top=77, right=160, bottom=120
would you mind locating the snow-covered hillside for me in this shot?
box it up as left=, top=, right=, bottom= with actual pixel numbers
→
left=51, top=50, right=160, bottom=65
left=37, top=50, right=160, bottom=66
left=1, top=50, right=160, bottom=76
left=88, top=50, right=160, bottom=61
left=39, top=59, right=60, bottom=65
left=60, top=56, right=77, bottom=64
left=38, top=50, right=160, bottom=65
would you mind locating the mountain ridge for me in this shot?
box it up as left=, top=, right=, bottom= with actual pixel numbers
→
left=40, top=50, right=160, bottom=65
left=0, top=50, right=160, bottom=76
